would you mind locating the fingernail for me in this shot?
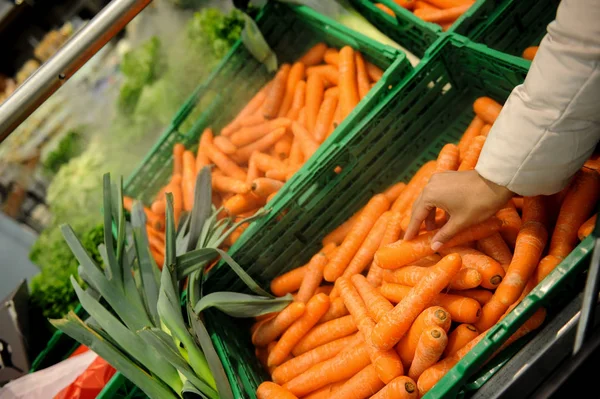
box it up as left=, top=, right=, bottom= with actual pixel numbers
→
left=431, top=241, right=442, bottom=252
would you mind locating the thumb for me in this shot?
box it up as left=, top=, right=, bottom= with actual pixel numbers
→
left=431, top=217, right=465, bottom=251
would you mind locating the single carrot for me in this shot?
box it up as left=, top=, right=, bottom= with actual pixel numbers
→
left=328, top=364, right=385, bottom=399
left=257, top=382, right=297, bottom=399
left=480, top=124, right=492, bottom=137
left=181, top=150, right=196, bottom=212
left=292, top=315, right=357, bottom=356
left=287, top=80, right=306, bottom=121
left=438, top=246, right=505, bottom=289
left=279, top=62, right=306, bottom=118
left=246, top=153, right=261, bottom=185
left=235, top=126, right=288, bottom=163
left=323, top=48, right=339, bottom=66
left=457, top=135, right=486, bottom=171
left=376, top=3, right=396, bottom=16
left=288, top=136, right=304, bottom=168
left=474, top=296, right=508, bottom=332
left=324, top=194, right=391, bottom=281
left=305, top=73, right=325, bottom=133
left=195, top=130, right=211, bottom=171
left=306, top=65, right=339, bottom=86
left=272, top=334, right=360, bottom=385
left=271, top=265, right=308, bottom=297
left=450, top=288, right=493, bottom=305
left=313, top=96, right=338, bottom=143
left=522, top=46, right=538, bottom=61
left=579, top=214, right=597, bottom=240
left=268, top=294, right=330, bottom=367
left=365, top=61, right=384, bottom=82
left=435, top=143, right=460, bottom=172
left=443, top=324, right=479, bottom=357
left=274, top=134, right=293, bottom=159
left=331, top=99, right=343, bottom=130
left=299, top=42, right=328, bottom=66
left=477, top=232, right=513, bottom=270
left=213, top=136, right=237, bottom=155
left=414, top=4, right=470, bottom=22
left=265, top=169, right=288, bottom=182
left=423, top=0, right=473, bottom=7
left=382, top=266, right=482, bottom=291
left=322, top=209, right=362, bottom=246
left=338, top=46, right=360, bottom=119
left=212, top=174, right=250, bottom=194
left=414, top=0, right=440, bottom=10
left=355, top=52, right=371, bottom=99
left=343, top=211, right=392, bottom=277
left=496, top=201, right=522, bottom=249
left=172, top=143, right=185, bottom=175
left=263, top=64, right=291, bottom=119
left=230, top=118, right=291, bottom=147
left=318, top=297, right=349, bottom=324
left=168, top=174, right=183, bottom=226
left=251, top=177, right=284, bottom=198
left=395, top=306, right=451, bottom=368
left=368, top=211, right=405, bottom=286
left=473, top=96, right=502, bottom=125
left=383, top=182, right=407, bottom=203
left=391, top=160, right=437, bottom=213
left=337, top=277, right=404, bottom=383
left=457, top=116, right=485, bottom=161
left=239, top=114, right=267, bottom=128
left=372, top=254, right=462, bottom=350
left=381, top=283, right=481, bottom=324
left=291, top=121, right=320, bottom=160
left=252, top=152, right=286, bottom=173
left=324, top=86, right=339, bottom=99
left=370, top=376, right=418, bottom=399
left=408, top=327, right=448, bottom=381
left=203, top=130, right=247, bottom=180
left=296, top=247, right=334, bottom=303
left=252, top=302, right=306, bottom=347
left=150, top=198, right=166, bottom=215
left=223, top=192, right=265, bottom=216
left=302, top=381, right=346, bottom=399
left=352, top=274, right=394, bottom=322
left=512, top=197, right=523, bottom=210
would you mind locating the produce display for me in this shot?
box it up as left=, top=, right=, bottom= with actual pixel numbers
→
left=247, top=97, right=600, bottom=398
left=125, top=42, right=386, bottom=267
left=376, top=0, right=475, bottom=31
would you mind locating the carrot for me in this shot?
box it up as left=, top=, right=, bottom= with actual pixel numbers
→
left=278, top=62, right=306, bottom=118
left=383, top=182, right=407, bottom=203
left=438, top=246, right=505, bottom=289
left=172, top=143, right=185, bottom=175
left=355, top=52, right=371, bottom=99
left=252, top=302, right=306, bottom=347
left=391, top=160, right=437, bottom=213
left=512, top=197, right=523, bottom=210
left=263, top=64, right=291, bottom=119
left=365, top=61, right=384, bottom=82
left=408, top=326, right=448, bottom=381
left=480, top=124, right=492, bottom=138
left=495, top=221, right=548, bottom=306
left=548, top=168, right=600, bottom=258
left=271, top=265, right=308, bottom=297
left=291, top=121, right=320, bottom=160
left=522, top=46, right=538, bottom=61
left=477, top=232, right=512, bottom=270
left=251, top=177, right=284, bottom=198
left=288, top=136, right=304, bottom=167
left=450, top=288, right=493, bottom=305
left=383, top=266, right=481, bottom=291
left=203, top=134, right=247, bottom=181
left=296, top=247, right=333, bottom=304
left=338, top=46, right=360, bottom=119
left=375, top=217, right=502, bottom=269
left=417, top=331, right=485, bottom=396
left=473, top=96, right=502, bottom=125
left=318, top=297, right=349, bottom=324
left=265, top=169, right=288, bottom=182
left=372, top=254, right=462, bottom=350
left=343, top=212, right=391, bottom=277
left=331, top=99, right=343, bottom=130
left=329, top=365, right=385, bottom=399
left=274, top=134, right=293, bottom=159
left=150, top=198, right=166, bottom=215
left=579, top=214, right=597, bottom=240
left=313, top=96, right=338, bottom=143
left=252, top=152, right=286, bottom=173
left=287, top=80, right=306, bottom=121
left=283, top=339, right=370, bottom=397
left=272, top=334, right=359, bottom=385
left=457, top=135, right=486, bottom=171
left=352, top=274, right=394, bottom=322
left=443, top=324, right=478, bottom=358
left=324, top=194, right=391, bottom=281
left=235, top=126, right=288, bottom=163
left=230, top=118, right=291, bottom=147
left=337, top=277, right=404, bottom=383
left=423, top=0, right=473, bottom=7
left=457, top=116, right=485, bottom=161
left=180, top=151, right=196, bottom=212
left=212, top=174, right=250, bottom=194
left=473, top=296, right=508, bottom=332
left=223, top=192, right=265, bottom=216
left=435, top=143, right=460, bottom=172
left=381, top=283, right=481, bottom=324
left=414, top=0, right=440, bottom=10
left=371, top=376, right=418, bottom=399
left=395, top=306, right=451, bottom=368
left=292, top=314, right=357, bottom=356
left=324, top=86, right=339, bottom=99
left=257, top=382, right=297, bottom=399
left=414, top=4, right=470, bottom=22
left=213, top=136, right=237, bottom=155
left=239, top=113, right=267, bottom=128
left=322, top=209, right=362, bottom=246
left=268, top=294, right=330, bottom=367
left=302, top=381, right=346, bottom=399
left=306, top=65, right=339, bottom=86
left=305, top=73, right=325, bottom=133
left=299, top=43, right=328, bottom=66
left=446, top=268, right=482, bottom=290
left=195, top=130, right=211, bottom=171
left=376, top=3, right=396, bottom=16
left=496, top=201, right=522, bottom=249
left=168, top=175, right=183, bottom=226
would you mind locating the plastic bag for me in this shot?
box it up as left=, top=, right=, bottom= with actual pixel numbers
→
left=53, top=353, right=116, bottom=399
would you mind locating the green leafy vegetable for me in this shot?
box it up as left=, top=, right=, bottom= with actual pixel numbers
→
left=187, top=8, right=246, bottom=59
left=43, top=130, right=85, bottom=174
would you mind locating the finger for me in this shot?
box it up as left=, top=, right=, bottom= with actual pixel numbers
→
left=404, top=193, right=435, bottom=241
left=431, top=216, right=466, bottom=251
left=425, top=208, right=437, bottom=231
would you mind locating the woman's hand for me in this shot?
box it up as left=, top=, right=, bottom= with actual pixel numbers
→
left=404, top=170, right=513, bottom=250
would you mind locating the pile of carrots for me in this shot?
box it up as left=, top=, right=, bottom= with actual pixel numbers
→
left=252, top=95, right=600, bottom=399
left=376, top=0, right=475, bottom=32
left=122, top=42, right=386, bottom=267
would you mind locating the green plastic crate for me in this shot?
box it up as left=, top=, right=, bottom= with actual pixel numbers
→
left=98, top=372, right=146, bottom=399
left=203, top=35, right=595, bottom=398
left=124, top=2, right=411, bottom=205
left=449, top=0, right=560, bottom=57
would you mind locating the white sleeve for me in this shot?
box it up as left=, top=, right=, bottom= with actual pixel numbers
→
left=475, top=0, right=600, bottom=196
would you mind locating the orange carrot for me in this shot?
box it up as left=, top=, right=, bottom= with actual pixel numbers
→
left=343, top=212, right=391, bottom=277
left=328, top=364, right=385, bottom=399
left=172, top=143, right=185, bottom=176
left=318, top=297, right=349, bottom=324
left=271, top=265, right=308, bottom=297
left=355, top=52, right=371, bottom=99
left=381, top=283, right=481, bottom=324
left=338, top=46, right=360, bottom=120
left=337, top=277, right=404, bottom=383
left=274, top=134, right=293, bottom=159
left=253, top=152, right=286, bottom=173
left=436, top=143, right=460, bottom=172
left=391, top=160, right=437, bottom=213
left=414, top=4, right=470, bottom=22
left=438, top=246, right=505, bottom=289
left=443, top=324, right=479, bottom=357
left=230, top=118, right=291, bottom=147
left=522, top=46, right=538, bottom=61
left=302, top=381, right=347, bottom=399
left=352, top=274, right=394, bottom=322
left=203, top=131, right=247, bottom=181
left=383, top=182, right=407, bottom=203
left=272, top=334, right=360, bottom=385
left=496, top=201, right=522, bottom=249
left=457, top=116, right=485, bottom=161
left=324, top=194, right=391, bottom=281
left=408, top=326, right=448, bottom=381
left=323, top=48, right=339, bottom=66
left=252, top=302, right=306, bottom=347
left=212, top=174, right=250, bottom=194
left=306, top=65, right=339, bottom=86
left=150, top=198, right=166, bottom=215
left=449, top=288, right=493, bottom=305
left=239, top=114, right=267, bottom=128
left=257, top=382, right=297, bottom=399
left=287, top=80, right=306, bottom=121
left=168, top=175, right=183, bottom=226
left=213, top=136, right=237, bottom=155
left=279, top=62, right=306, bottom=118
left=263, top=64, right=291, bottom=119
left=477, top=232, right=512, bottom=270
left=223, top=192, right=265, bottom=216
left=512, top=197, right=523, bottom=210
left=324, top=86, right=339, bottom=99
left=305, top=73, right=325, bottom=133
left=474, top=296, right=508, bottom=332
left=473, top=96, right=502, bottom=125
left=372, top=254, right=462, bottom=350
left=458, top=135, right=486, bottom=171
left=292, top=315, right=357, bottom=356
left=370, top=376, right=418, bottom=399
left=313, top=96, right=338, bottom=143
left=299, top=43, right=328, bottom=66
left=265, top=169, right=287, bottom=182
left=383, top=266, right=481, bottom=291
left=331, top=99, right=343, bottom=130
left=268, top=294, right=330, bottom=367
left=196, top=130, right=211, bottom=172
left=480, top=124, right=492, bottom=137
left=235, top=126, right=288, bottom=163
left=395, top=306, right=451, bottom=368
left=291, top=121, right=320, bottom=160
left=376, top=3, right=396, bottom=16
left=365, top=61, right=384, bottom=82
left=251, top=177, right=284, bottom=198
left=322, top=209, right=362, bottom=246
left=414, top=0, right=440, bottom=10
left=579, top=214, right=597, bottom=240
left=296, top=248, right=333, bottom=304
left=181, top=150, right=196, bottom=212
